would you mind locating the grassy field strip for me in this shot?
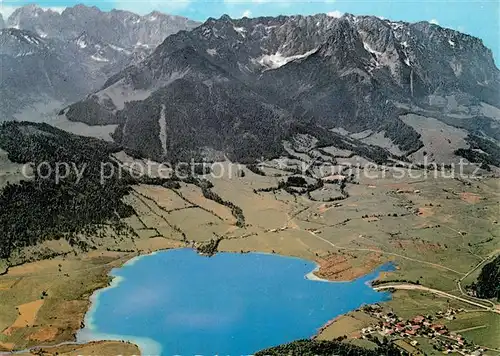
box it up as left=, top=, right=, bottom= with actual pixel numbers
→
left=438, top=334, right=500, bottom=354
left=407, top=205, right=489, bottom=266
left=0, top=254, right=135, bottom=280
left=374, top=284, right=500, bottom=314
left=452, top=325, right=487, bottom=333
left=130, top=190, right=185, bottom=236
left=169, top=188, right=225, bottom=221
left=302, top=228, right=464, bottom=275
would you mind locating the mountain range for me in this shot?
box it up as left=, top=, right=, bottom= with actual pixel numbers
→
left=63, top=13, right=500, bottom=165
left=0, top=4, right=200, bottom=121
left=2, top=7, right=499, bottom=167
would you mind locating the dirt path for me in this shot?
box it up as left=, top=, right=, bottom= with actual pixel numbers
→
left=451, top=325, right=487, bottom=333
left=373, top=284, right=500, bottom=314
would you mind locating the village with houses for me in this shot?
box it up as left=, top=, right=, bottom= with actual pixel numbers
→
left=356, top=304, right=488, bottom=355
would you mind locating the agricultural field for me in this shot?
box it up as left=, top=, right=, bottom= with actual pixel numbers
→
left=445, top=312, right=500, bottom=349
left=0, top=155, right=498, bottom=354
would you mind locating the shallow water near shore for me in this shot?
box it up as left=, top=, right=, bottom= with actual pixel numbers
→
left=77, top=248, right=394, bottom=355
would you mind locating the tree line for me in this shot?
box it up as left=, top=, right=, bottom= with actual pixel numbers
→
left=0, top=122, right=136, bottom=260
left=468, top=255, right=500, bottom=301
left=255, top=338, right=404, bottom=356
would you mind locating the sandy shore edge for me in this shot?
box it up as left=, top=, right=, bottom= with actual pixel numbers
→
left=76, top=252, right=162, bottom=356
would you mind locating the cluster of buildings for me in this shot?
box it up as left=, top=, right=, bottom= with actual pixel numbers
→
left=360, top=305, right=486, bottom=355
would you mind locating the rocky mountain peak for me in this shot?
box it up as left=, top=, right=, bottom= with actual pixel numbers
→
left=7, top=4, right=60, bottom=30
left=0, top=3, right=200, bottom=122
left=318, top=18, right=369, bottom=62
left=63, top=12, right=499, bottom=164
left=64, top=3, right=102, bottom=16
left=6, top=3, right=200, bottom=47
left=146, top=10, right=164, bottom=19
left=219, top=14, right=232, bottom=22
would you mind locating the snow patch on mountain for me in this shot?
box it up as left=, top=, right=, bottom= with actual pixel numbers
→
left=135, top=42, right=151, bottom=49
left=206, top=48, right=217, bottom=56
left=389, top=22, right=404, bottom=31
left=20, top=33, right=41, bottom=45
left=363, top=42, right=383, bottom=60
left=233, top=26, right=246, bottom=37
left=76, top=38, right=87, bottom=48
left=257, top=48, right=317, bottom=70
left=109, top=44, right=131, bottom=54
left=90, top=54, right=109, bottom=62
left=15, top=51, right=34, bottom=57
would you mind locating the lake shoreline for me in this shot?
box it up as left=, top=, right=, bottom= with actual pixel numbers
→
left=75, top=248, right=394, bottom=356
left=2, top=246, right=393, bottom=355
left=77, top=252, right=163, bottom=355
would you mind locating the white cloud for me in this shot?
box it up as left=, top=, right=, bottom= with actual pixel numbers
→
left=242, top=9, right=252, bottom=18
left=327, top=10, right=343, bottom=18
left=429, top=18, right=439, bottom=25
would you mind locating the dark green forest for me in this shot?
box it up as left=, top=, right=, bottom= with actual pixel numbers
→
left=455, top=134, right=500, bottom=168
left=0, top=122, right=136, bottom=259
left=468, top=255, right=500, bottom=301
left=255, top=339, right=404, bottom=356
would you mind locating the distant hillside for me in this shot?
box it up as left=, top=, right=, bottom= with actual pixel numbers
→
left=0, top=122, right=135, bottom=260
left=1, top=4, right=200, bottom=121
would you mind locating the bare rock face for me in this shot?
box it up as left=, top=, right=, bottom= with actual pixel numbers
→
left=6, top=4, right=199, bottom=48
left=1, top=4, right=200, bottom=121
left=63, top=13, right=499, bottom=164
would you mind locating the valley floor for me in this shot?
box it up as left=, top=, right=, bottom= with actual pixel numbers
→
left=0, top=161, right=499, bottom=355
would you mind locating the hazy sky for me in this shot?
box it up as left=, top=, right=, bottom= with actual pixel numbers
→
left=1, top=0, right=498, bottom=64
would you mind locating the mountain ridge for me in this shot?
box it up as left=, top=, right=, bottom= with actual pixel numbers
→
left=64, top=13, right=500, bottom=165
left=6, top=3, right=199, bottom=47
left=0, top=4, right=201, bottom=122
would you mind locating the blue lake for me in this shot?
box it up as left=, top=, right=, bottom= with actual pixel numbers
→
left=78, top=248, right=393, bottom=356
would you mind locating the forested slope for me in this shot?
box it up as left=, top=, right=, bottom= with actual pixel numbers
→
left=469, top=255, right=500, bottom=301
left=0, top=122, right=135, bottom=259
